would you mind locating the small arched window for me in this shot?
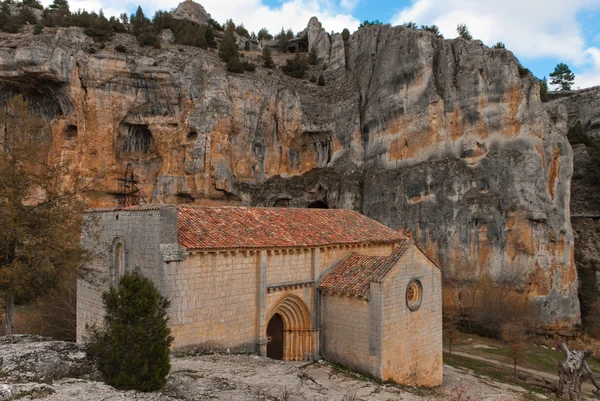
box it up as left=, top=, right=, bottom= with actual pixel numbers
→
left=112, top=238, right=125, bottom=286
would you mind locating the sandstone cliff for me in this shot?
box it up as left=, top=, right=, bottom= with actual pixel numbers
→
left=0, top=19, right=580, bottom=327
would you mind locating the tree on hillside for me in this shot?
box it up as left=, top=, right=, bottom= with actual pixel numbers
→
left=262, top=46, right=274, bottom=69
left=0, top=96, right=89, bottom=336
left=456, top=23, right=472, bottom=40
left=550, top=63, right=575, bottom=91
left=257, top=27, right=272, bottom=41
left=218, top=19, right=239, bottom=62
left=275, top=27, right=290, bottom=53
left=86, top=273, right=173, bottom=391
left=501, top=321, right=528, bottom=376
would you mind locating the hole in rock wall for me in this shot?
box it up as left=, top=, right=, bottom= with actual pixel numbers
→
left=273, top=198, right=290, bottom=208
left=64, top=125, right=78, bottom=140
left=307, top=200, right=328, bottom=209
left=120, top=123, right=155, bottom=154
left=187, top=131, right=198, bottom=142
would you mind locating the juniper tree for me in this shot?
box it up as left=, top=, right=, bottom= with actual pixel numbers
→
left=456, top=23, right=472, bottom=40
left=262, top=46, right=274, bottom=69
left=218, top=20, right=239, bottom=62
left=87, top=273, right=173, bottom=391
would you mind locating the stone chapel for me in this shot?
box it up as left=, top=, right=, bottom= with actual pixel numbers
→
left=77, top=205, right=442, bottom=386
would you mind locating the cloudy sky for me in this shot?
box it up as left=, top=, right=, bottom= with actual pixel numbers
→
left=39, top=0, right=600, bottom=89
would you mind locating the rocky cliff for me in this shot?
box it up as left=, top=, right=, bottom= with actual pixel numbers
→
left=551, top=87, right=600, bottom=325
left=0, top=19, right=580, bottom=327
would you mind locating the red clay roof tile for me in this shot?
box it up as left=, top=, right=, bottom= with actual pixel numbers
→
left=318, top=240, right=411, bottom=298
left=177, top=206, right=404, bottom=250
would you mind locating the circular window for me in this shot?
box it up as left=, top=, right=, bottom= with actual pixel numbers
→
left=406, top=279, right=423, bottom=311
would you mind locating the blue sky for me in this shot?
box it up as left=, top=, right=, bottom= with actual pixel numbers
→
left=40, top=0, right=600, bottom=88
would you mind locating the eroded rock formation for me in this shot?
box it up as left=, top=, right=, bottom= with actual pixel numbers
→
left=0, top=17, right=580, bottom=327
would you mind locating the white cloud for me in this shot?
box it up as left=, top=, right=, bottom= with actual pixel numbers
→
left=41, top=0, right=359, bottom=35
left=391, top=0, right=600, bottom=88
left=575, top=47, right=600, bottom=88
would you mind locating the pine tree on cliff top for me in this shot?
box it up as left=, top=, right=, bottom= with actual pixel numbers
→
left=550, top=63, right=575, bottom=91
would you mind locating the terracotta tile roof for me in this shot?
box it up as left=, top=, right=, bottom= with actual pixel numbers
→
left=177, top=206, right=404, bottom=250
left=318, top=240, right=411, bottom=298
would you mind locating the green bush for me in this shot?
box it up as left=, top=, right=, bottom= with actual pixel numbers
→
left=33, top=23, right=43, bottom=34
left=493, top=42, right=506, bottom=49
left=227, top=57, right=245, bottom=74
left=317, top=74, right=325, bottom=86
left=86, top=273, right=173, bottom=392
left=137, top=32, right=160, bottom=48
left=115, top=44, right=127, bottom=53
left=262, top=46, right=274, bottom=69
left=257, top=27, right=272, bottom=41
left=242, top=61, right=256, bottom=72
left=309, top=75, right=317, bottom=83
left=341, top=28, right=350, bottom=42
left=308, top=47, right=318, bottom=65
left=218, top=20, right=239, bottom=62
left=282, top=53, right=308, bottom=78
left=456, top=23, right=472, bottom=40
left=23, top=0, right=44, bottom=10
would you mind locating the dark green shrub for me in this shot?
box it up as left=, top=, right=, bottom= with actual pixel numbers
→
left=137, top=32, right=160, bottom=48
left=403, top=21, right=417, bottom=29
left=244, top=40, right=250, bottom=51
left=88, top=46, right=97, bottom=54
left=257, top=27, right=272, bottom=41
left=33, top=23, right=43, bottom=34
left=309, top=75, right=317, bottom=83
left=341, top=28, right=350, bottom=42
left=262, top=46, right=274, bottom=69
left=23, top=0, right=44, bottom=10
left=421, top=24, right=443, bottom=38
left=208, top=18, right=222, bottom=31
left=282, top=53, right=308, bottom=78
left=308, top=47, right=318, bottom=65
left=456, top=23, right=472, bottom=40
left=235, top=23, right=249, bottom=38
left=19, top=7, right=37, bottom=25
left=227, top=57, right=245, bottom=74
left=538, top=76, right=549, bottom=102
left=243, top=61, right=256, bottom=71
left=115, top=44, right=127, bottom=53
left=275, top=27, right=290, bottom=53
left=86, top=273, right=173, bottom=392
left=493, top=42, right=506, bottom=49
left=317, top=74, right=325, bottom=86
left=218, top=20, right=239, bottom=62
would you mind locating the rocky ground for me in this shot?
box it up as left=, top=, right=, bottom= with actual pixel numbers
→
left=0, top=335, right=550, bottom=401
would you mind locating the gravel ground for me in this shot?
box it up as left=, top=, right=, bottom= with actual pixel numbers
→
left=0, top=336, right=547, bottom=401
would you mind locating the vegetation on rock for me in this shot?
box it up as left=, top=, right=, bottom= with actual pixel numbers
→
left=262, top=46, right=274, bottom=69
left=86, top=273, right=173, bottom=392
left=550, top=63, right=575, bottom=91
left=456, top=23, right=472, bottom=40
left=282, top=53, right=308, bottom=78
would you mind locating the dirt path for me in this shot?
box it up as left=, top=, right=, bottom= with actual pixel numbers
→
left=445, top=348, right=559, bottom=382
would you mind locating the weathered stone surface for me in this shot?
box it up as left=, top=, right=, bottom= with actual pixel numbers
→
left=306, top=17, right=330, bottom=61
left=0, top=18, right=580, bottom=327
left=328, top=32, right=345, bottom=70
left=552, top=87, right=600, bottom=324
left=159, top=29, right=175, bottom=44
left=172, top=0, right=211, bottom=25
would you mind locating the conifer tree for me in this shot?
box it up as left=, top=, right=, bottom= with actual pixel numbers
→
left=550, top=63, right=575, bottom=91
left=262, top=46, right=274, bottom=69
left=87, top=273, right=173, bottom=392
left=218, top=19, right=239, bottom=62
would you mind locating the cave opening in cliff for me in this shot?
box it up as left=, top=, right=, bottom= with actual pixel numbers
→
left=187, top=131, right=198, bottom=142
left=64, top=125, right=77, bottom=140
left=120, top=123, right=155, bottom=155
left=307, top=200, right=328, bottom=209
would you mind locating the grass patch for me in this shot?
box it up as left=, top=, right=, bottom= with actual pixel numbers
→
left=444, top=353, right=556, bottom=399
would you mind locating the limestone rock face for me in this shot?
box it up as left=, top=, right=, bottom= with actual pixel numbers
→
left=0, top=23, right=580, bottom=328
left=552, top=87, right=600, bottom=322
left=307, top=17, right=331, bottom=61
left=172, top=0, right=211, bottom=25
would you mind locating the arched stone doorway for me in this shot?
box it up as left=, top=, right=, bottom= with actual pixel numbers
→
left=267, top=314, right=284, bottom=360
left=266, top=295, right=316, bottom=361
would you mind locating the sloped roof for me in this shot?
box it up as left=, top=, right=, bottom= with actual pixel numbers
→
left=318, top=240, right=411, bottom=298
left=177, top=206, right=404, bottom=250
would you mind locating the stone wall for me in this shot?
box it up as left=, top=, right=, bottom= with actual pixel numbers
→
left=77, top=206, right=178, bottom=342
left=381, top=246, right=442, bottom=387
left=319, top=294, right=374, bottom=376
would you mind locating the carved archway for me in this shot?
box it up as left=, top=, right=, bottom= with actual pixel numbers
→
left=266, top=295, right=315, bottom=361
